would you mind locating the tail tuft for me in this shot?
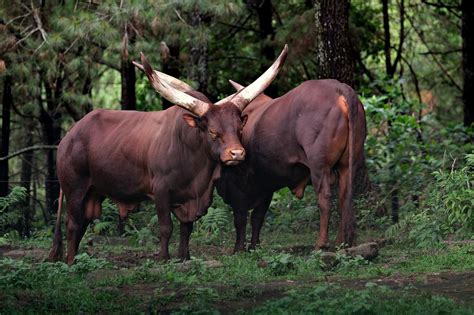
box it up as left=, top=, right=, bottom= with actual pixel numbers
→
left=48, top=225, right=63, bottom=262
left=48, top=189, right=64, bottom=262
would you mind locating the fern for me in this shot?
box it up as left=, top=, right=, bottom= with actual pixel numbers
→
left=197, top=206, right=230, bottom=235
left=0, top=187, right=28, bottom=235
left=0, top=187, right=27, bottom=212
left=92, top=220, right=113, bottom=235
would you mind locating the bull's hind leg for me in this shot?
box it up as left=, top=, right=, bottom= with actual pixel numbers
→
left=248, top=194, right=272, bottom=250
left=63, top=189, right=91, bottom=265
left=310, top=167, right=332, bottom=250
left=336, top=164, right=356, bottom=246
left=65, top=191, right=102, bottom=265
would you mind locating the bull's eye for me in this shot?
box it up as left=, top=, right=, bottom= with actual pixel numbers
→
left=209, top=130, right=218, bottom=139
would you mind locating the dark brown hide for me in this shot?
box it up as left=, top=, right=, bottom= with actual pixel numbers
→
left=216, top=80, right=366, bottom=251
left=49, top=47, right=287, bottom=264
left=50, top=95, right=247, bottom=264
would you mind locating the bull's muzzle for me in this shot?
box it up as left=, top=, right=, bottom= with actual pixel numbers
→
left=223, top=147, right=246, bottom=165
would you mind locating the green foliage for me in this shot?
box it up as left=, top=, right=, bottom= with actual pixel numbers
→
left=0, top=186, right=27, bottom=212
left=90, top=199, right=118, bottom=236
left=251, top=283, right=473, bottom=315
left=361, top=80, right=473, bottom=246
left=125, top=224, right=158, bottom=247
left=193, top=194, right=232, bottom=243
left=0, top=254, right=109, bottom=290
left=263, top=252, right=295, bottom=276
left=70, top=253, right=111, bottom=275
left=430, top=154, right=474, bottom=235
left=0, top=187, right=28, bottom=236
left=386, top=153, right=474, bottom=247
left=385, top=210, right=444, bottom=248
left=267, top=188, right=319, bottom=233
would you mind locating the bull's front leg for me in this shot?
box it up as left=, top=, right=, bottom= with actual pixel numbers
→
left=178, top=221, right=193, bottom=261
left=249, top=195, right=272, bottom=250
left=233, top=208, right=248, bottom=253
left=155, top=201, right=173, bottom=261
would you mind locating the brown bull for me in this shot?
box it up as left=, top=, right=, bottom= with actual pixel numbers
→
left=216, top=79, right=367, bottom=251
left=48, top=46, right=288, bottom=264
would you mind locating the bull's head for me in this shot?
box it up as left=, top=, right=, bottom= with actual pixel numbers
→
left=134, top=45, right=288, bottom=165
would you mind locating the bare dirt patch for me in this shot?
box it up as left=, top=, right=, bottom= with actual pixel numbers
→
left=0, top=246, right=48, bottom=261
left=327, top=271, right=474, bottom=305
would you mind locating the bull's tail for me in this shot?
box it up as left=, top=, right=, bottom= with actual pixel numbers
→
left=343, top=90, right=360, bottom=246
left=48, top=188, right=64, bottom=262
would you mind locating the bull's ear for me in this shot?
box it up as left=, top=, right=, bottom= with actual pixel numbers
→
left=182, top=113, right=199, bottom=128
left=241, top=114, right=248, bottom=128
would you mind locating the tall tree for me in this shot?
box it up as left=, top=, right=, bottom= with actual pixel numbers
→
left=160, top=41, right=181, bottom=110
left=19, top=126, right=34, bottom=236
left=0, top=71, right=12, bottom=198
left=313, top=0, right=354, bottom=86
left=121, top=24, right=136, bottom=111
left=189, top=5, right=209, bottom=95
left=462, top=0, right=474, bottom=128
left=381, top=0, right=406, bottom=223
left=247, top=0, right=277, bottom=97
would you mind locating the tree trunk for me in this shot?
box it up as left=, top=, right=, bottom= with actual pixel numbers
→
left=462, top=0, right=474, bottom=129
left=121, top=25, right=136, bottom=111
left=247, top=0, right=277, bottom=97
left=189, top=7, right=209, bottom=95
left=0, top=74, right=12, bottom=198
left=313, top=0, right=354, bottom=86
left=161, top=41, right=181, bottom=110
left=82, top=75, right=93, bottom=114
left=381, top=0, right=400, bottom=222
left=382, top=0, right=393, bottom=77
left=19, top=126, right=34, bottom=237
left=40, top=77, right=61, bottom=220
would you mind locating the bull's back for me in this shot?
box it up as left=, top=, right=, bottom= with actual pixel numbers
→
left=57, top=109, right=166, bottom=201
left=248, top=80, right=351, bottom=172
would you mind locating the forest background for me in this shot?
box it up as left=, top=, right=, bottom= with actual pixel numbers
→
left=1, top=1, right=474, bottom=313
left=0, top=0, right=473, bottom=252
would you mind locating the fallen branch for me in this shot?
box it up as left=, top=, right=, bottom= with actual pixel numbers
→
left=0, top=145, right=58, bottom=161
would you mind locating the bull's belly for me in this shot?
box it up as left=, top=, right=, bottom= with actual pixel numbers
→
left=89, top=173, right=152, bottom=204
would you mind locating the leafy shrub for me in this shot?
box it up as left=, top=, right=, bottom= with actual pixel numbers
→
left=193, top=194, right=232, bottom=242
left=386, top=153, right=474, bottom=246
left=70, top=253, right=111, bottom=274
left=262, top=252, right=295, bottom=275
left=252, top=283, right=472, bottom=314
left=430, top=154, right=474, bottom=236
left=0, top=186, right=28, bottom=235
left=90, top=199, right=118, bottom=235
left=196, top=206, right=230, bottom=236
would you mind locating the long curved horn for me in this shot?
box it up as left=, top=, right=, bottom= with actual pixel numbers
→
left=139, top=53, right=210, bottom=116
left=133, top=61, right=195, bottom=93
left=213, top=80, right=245, bottom=105
left=229, top=80, right=244, bottom=92
left=215, top=44, right=288, bottom=110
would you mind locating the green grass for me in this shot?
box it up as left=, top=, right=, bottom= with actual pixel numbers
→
left=250, top=283, right=473, bottom=315
left=1, top=226, right=473, bottom=314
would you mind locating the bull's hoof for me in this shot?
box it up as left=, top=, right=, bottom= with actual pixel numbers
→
left=233, top=244, right=246, bottom=254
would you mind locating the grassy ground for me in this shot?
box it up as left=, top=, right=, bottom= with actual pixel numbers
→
left=0, top=218, right=473, bottom=314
